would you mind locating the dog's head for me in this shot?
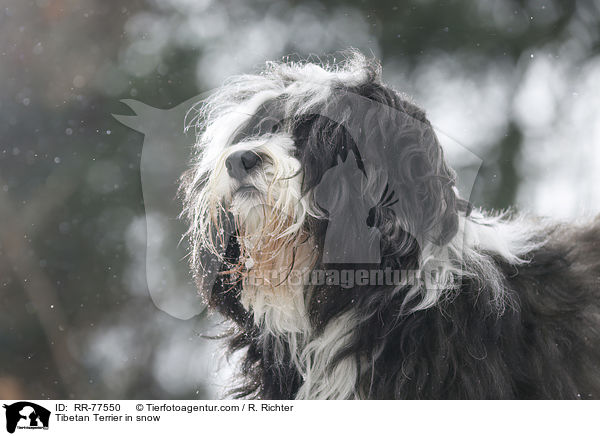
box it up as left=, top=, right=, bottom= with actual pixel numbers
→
left=181, top=52, right=470, bottom=325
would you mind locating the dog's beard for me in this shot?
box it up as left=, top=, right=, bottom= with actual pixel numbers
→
left=194, top=138, right=315, bottom=297
left=230, top=186, right=316, bottom=332
left=232, top=195, right=306, bottom=275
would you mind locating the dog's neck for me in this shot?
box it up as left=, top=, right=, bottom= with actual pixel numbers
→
left=240, top=236, right=315, bottom=335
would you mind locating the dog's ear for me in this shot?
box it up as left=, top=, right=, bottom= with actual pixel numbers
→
left=322, top=88, right=469, bottom=259
left=206, top=234, right=251, bottom=327
left=364, top=98, right=468, bottom=251
left=292, top=86, right=467, bottom=263
left=191, top=212, right=250, bottom=326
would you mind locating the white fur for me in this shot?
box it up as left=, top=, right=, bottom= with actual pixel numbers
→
left=295, top=311, right=359, bottom=399
left=404, top=211, right=544, bottom=314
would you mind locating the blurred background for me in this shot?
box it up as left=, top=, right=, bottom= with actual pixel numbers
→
left=1, top=0, right=599, bottom=400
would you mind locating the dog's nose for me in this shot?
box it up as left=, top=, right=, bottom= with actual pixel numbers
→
left=225, top=150, right=261, bottom=180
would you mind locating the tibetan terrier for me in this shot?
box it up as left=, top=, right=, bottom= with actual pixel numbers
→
left=181, top=52, right=600, bottom=399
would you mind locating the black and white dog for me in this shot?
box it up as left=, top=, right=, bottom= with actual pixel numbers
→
left=181, top=52, right=600, bottom=399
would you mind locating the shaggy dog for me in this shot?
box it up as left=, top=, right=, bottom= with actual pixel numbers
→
left=181, top=52, right=600, bottom=399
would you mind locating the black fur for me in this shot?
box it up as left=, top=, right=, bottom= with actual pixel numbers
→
left=187, top=57, right=600, bottom=399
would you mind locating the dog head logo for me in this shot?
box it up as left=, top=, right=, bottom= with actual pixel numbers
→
left=3, top=402, right=50, bottom=434
left=113, top=97, right=207, bottom=320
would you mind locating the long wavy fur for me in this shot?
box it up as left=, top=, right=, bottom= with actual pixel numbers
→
left=181, top=52, right=600, bottom=399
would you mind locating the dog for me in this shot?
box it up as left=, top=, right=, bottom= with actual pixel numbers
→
left=180, top=52, right=600, bottom=399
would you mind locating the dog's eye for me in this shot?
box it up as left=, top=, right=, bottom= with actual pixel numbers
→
left=270, top=121, right=283, bottom=134
left=252, top=118, right=283, bottom=137
left=366, top=207, right=377, bottom=227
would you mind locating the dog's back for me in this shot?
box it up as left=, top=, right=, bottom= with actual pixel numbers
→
left=496, top=217, right=600, bottom=399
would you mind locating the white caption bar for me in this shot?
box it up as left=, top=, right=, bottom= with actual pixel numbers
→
left=0, top=400, right=596, bottom=435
